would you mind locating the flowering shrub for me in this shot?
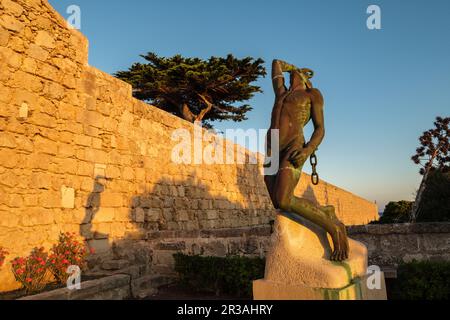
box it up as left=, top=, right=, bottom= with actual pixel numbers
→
left=11, top=247, right=49, bottom=294
left=48, top=232, right=90, bottom=284
left=0, top=247, right=8, bottom=268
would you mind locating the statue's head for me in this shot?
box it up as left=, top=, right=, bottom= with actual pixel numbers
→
left=290, top=68, right=314, bottom=89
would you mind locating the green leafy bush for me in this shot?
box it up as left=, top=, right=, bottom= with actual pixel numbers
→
left=173, top=254, right=265, bottom=298
left=48, top=232, right=91, bottom=284
left=373, top=201, right=413, bottom=224
left=11, top=247, right=50, bottom=294
left=390, top=260, right=450, bottom=300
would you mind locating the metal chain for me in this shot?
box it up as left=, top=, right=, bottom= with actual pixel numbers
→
left=310, top=151, right=319, bottom=185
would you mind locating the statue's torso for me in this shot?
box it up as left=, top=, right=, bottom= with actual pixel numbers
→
left=278, top=89, right=312, bottom=151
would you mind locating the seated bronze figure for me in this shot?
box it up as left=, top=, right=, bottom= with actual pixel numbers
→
left=265, top=59, right=349, bottom=261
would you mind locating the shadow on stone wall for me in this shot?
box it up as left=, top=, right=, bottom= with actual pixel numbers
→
left=81, top=176, right=109, bottom=242
left=80, top=165, right=273, bottom=275
left=298, top=184, right=320, bottom=206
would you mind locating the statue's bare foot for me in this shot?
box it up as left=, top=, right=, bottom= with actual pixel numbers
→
left=330, top=222, right=349, bottom=261
left=321, top=206, right=349, bottom=261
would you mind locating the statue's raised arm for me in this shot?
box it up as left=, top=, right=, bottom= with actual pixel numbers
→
left=272, top=59, right=297, bottom=97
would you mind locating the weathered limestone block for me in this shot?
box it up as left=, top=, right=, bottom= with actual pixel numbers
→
left=74, top=134, right=92, bottom=147
left=0, top=14, right=24, bottom=33
left=100, top=192, right=123, bottom=208
left=88, top=239, right=111, bottom=254
left=33, top=135, right=57, bottom=154
left=175, top=210, right=189, bottom=222
left=58, top=143, right=75, bottom=158
left=153, top=250, right=175, bottom=266
left=39, top=192, right=60, bottom=208
left=19, top=274, right=131, bottom=300
left=134, top=208, right=145, bottom=223
left=2, top=0, right=24, bottom=17
left=0, top=26, right=9, bottom=46
left=130, top=275, right=158, bottom=299
left=0, top=132, right=17, bottom=148
left=146, top=208, right=162, bottom=222
left=27, top=43, right=49, bottom=61
left=93, top=223, right=111, bottom=239
left=203, top=240, right=227, bottom=256
left=102, top=259, right=130, bottom=271
left=61, top=186, right=75, bottom=209
left=131, top=274, right=174, bottom=299
left=92, top=207, right=115, bottom=223
left=34, top=30, right=55, bottom=49
left=253, top=213, right=386, bottom=300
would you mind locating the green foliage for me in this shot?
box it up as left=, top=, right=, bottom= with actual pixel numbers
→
left=373, top=201, right=413, bottom=224
left=411, top=116, right=450, bottom=175
left=173, top=254, right=265, bottom=298
left=115, top=53, right=266, bottom=127
left=410, top=116, right=449, bottom=221
left=417, top=169, right=450, bottom=222
left=390, top=260, right=450, bottom=300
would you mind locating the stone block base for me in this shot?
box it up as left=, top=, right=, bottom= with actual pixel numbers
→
left=265, top=213, right=369, bottom=289
left=253, top=273, right=387, bottom=300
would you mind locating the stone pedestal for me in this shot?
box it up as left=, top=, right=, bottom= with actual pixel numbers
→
left=253, top=213, right=387, bottom=300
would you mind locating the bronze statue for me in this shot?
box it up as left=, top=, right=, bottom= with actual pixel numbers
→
left=265, top=59, right=349, bottom=261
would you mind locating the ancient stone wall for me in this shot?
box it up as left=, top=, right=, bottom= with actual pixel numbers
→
left=0, top=0, right=378, bottom=292
left=347, top=222, right=450, bottom=267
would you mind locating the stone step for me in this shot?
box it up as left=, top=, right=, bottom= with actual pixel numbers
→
left=101, top=259, right=130, bottom=271
left=19, top=274, right=131, bottom=300
left=151, top=264, right=178, bottom=276
left=131, top=274, right=175, bottom=299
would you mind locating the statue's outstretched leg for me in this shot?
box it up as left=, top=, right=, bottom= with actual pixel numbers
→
left=272, top=167, right=349, bottom=261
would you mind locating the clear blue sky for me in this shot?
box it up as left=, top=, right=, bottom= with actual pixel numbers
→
left=49, top=0, right=450, bottom=211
